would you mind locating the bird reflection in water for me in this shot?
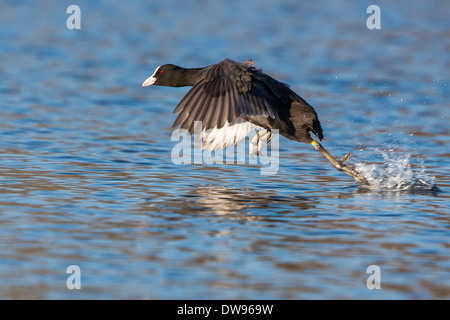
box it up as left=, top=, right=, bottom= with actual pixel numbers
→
left=192, top=185, right=317, bottom=217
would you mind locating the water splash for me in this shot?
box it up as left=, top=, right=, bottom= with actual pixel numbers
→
left=354, top=149, right=438, bottom=192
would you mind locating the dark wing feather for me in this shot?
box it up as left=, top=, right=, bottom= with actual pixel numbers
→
left=172, top=59, right=284, bottom=133
left=172, top=84, right=204, bottom=128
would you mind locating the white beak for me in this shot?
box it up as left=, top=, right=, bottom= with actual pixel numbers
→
left=142, top=66, right=161, bottom=87
left=142, top=76, right=156, bottom=87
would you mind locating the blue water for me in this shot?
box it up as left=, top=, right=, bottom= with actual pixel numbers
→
left=0, top=0, right=448, bottom=299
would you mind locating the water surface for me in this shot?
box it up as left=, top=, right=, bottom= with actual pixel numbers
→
left=0, top=0, right=448, bottom=299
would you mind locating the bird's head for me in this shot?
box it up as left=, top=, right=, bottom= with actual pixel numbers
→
left=142, top=64, right=183, bottom=87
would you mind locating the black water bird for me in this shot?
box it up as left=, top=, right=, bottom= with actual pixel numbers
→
left=142, top=58, right=368, bottom=184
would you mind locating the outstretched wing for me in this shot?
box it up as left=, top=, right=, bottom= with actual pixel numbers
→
left=172, top=59, right=285, bottom=150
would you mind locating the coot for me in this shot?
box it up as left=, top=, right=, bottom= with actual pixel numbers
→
left=142, top=58, right=368, bottom=184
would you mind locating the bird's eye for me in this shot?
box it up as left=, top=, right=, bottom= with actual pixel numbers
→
left=159, top=70, right=164, bottom=74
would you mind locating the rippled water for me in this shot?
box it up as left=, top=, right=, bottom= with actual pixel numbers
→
left=0, top=1, right=448, bottom=299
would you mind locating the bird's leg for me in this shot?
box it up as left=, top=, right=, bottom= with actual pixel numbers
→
left=250, top=129, right=272, bottom=157
left=311, top=140, right=370, bottom=185
left=249, top=130, right=261, bottom=158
